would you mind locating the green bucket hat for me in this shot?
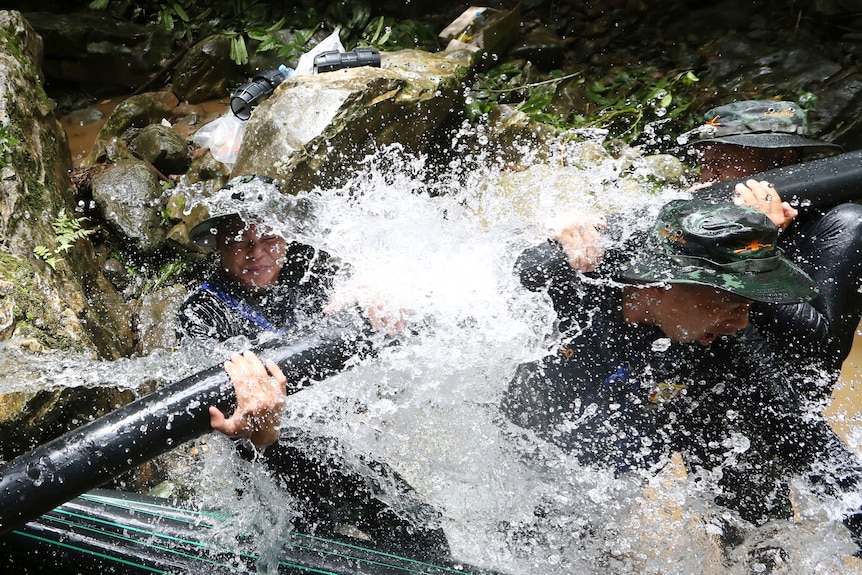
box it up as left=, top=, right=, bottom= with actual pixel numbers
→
left=188, top=174, right=314, bottom=249
left=678, top=100, right=842, bottom=152
left=617, top=199, right=818, bottom=304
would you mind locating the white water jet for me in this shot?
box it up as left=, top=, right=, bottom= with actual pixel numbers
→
left=4, top=131, right=860, bottom=574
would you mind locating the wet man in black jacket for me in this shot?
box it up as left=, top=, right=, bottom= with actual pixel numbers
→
left=503, top=198, right=862, bottom=558
left=177, top=175, right=338, bottom=343
left=174, top=175, right=447, bottom=560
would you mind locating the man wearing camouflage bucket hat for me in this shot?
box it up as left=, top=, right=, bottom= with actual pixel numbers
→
left=683, top=100, right=862, bottom=405
left=616, top=199, right=817, bottom=306
left=503, top=197, right=862, bottom=559
left=680, top=100, right=841, bottom=154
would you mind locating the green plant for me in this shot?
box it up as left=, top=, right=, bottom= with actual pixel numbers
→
left=34, top=211, right=94, bottom=270
left=108, top=249, right=189, bottom=297
left=89, top=1, right=436, bottom=66
left=469, top=63, right=701, bottom=148
left=240, top=19, right=315, bottom=65
left=156, top=0, right=193, bottom=34
left=466, top=61, right=534, bottom=118
left=145, top=259, right=188, bottom=293
left=0, top=124, right=19, bottom=170
left=579, top=68, right=700, bottom=143
left=358, top=16, right=437, bottom=51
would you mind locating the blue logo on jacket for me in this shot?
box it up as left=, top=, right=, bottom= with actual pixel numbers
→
left=604, top=363, right=631, bottom=388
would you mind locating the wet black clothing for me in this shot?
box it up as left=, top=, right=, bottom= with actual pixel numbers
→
left=175, top=242, right=450, bottom=559
left=177, top=243, right=335, bottom=342
left=752, top=203, right=862, bottom=402
left=503, top=240, right=862, bottom=526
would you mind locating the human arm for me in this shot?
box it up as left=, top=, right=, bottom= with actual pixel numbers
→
left=322, top=286, right=409, bottom=337
left=176, top=282, right=264, bottom=342
left=209, top=350, right=287, bottom=448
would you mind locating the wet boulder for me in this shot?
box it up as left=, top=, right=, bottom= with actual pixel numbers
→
left=233, top=48, right=476, bottom=192
left=131, top=124, right=191, bottom=175
left=162, top=186, right=220, bottom=248
left=171, top=34, right=240, bottom=104
left=83, top=90, right=179, bottom=167
left=478, top=104, right=561, bottom=166
left=133, top=284, right=186, bottom=354
left=0, top=10, right=134, bottom=359
left=90, top=158, right=166, bottom=251
left=508, top=25, right=567, bottom=71
left=184, top=149, right=232, bottom=185
left=20, top=11, right=173, bottom=95
left=0, top=10, right=137, bottom=460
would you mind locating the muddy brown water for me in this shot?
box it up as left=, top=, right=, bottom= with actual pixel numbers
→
left=60, top=96, right=229, bottom=167
left=829, top=327, right=862, bottom=452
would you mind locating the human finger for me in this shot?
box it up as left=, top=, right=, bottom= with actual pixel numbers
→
left=733, top=180, right=790, bottom=229
left=209, top=405, right=237, bottom=436
left=225, top=351, right=269, bottom=387
left=743, top=179, right=783, bottom=204
left=264, top=359, right=287, bottom=387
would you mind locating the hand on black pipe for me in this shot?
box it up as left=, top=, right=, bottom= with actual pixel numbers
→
left=732, top=179, right=798, bottom=232
left=210, top=350, right=287, bottom=448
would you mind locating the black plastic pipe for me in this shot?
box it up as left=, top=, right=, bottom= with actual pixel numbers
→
left=0, top=327, right=369, bottom=537
left=692, top=149, right=862, bottom=208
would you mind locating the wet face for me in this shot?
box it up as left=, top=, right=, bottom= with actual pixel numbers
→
left=632, top=284, right=752, bottom=346
left=694, top=143, right=800, bottom=183
left=217, top=218, right=287, bottom=292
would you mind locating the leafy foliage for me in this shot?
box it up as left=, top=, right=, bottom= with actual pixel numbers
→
left=88, top=0, right=437, bottom=65
left=108, top=249, right=189, bottom=298
left=469, top=63, right=702, bottom=148
left=33, top=211, right=94, bottom=270
left=32, top=245, right=59, bottom=269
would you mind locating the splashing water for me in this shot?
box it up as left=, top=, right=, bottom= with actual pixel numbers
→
left=4, top=133, right=861, bottom=574
left=191, top=141, right=858, bottom=573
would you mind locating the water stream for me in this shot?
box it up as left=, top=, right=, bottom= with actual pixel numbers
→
left=7, top=116, right=862, bottom=573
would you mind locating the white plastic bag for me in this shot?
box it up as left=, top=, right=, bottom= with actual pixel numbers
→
left=294, top=28, right=346, bottom=75
left=192, top=112, right=247, bottom=169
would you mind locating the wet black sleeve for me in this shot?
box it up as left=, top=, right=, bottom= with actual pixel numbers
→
left=283, top=243, right=340, bottom=319
left=515, top=240, right=577, bottom=292
left=176, top=288, right=253, bottom=341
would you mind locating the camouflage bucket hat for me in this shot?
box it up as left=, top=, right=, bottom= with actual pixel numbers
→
left=617, top=199, right=818, bottom=304
left=188, top=174, right=314, bottom=249
left=678, top=100, right=842, bottom=152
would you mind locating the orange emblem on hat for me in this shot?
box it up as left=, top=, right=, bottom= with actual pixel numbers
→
left=734, top=240, right=773, bottom=254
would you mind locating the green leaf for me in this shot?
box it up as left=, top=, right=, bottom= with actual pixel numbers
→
left=588, top=80, right=607, bottom=93
left=159, top=10, right=174, bottom=31
left=660, top=92, right=673, bottom=108
left=173, top=2, right=190, bottom=23
left=267, top=18, right=286, bottom=32
left=256, top=38, right=279, bottom=52
left=230, top=36, right=249, bottom=65
left=372, top=16, right=385, bottom=43
left=33, top=246, right=58, bottom=270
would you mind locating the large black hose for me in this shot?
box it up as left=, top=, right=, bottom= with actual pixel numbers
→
left=0, top=326, right=369, bottom=537
left=692, top=149, right=862, bottom=208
